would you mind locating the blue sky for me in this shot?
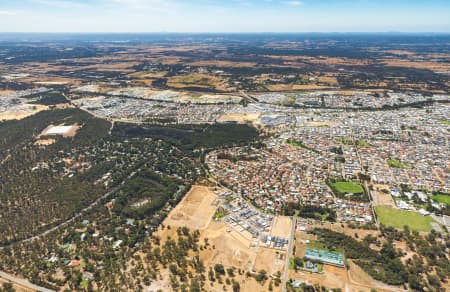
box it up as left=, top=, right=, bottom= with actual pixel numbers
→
left=0, top=0, right=449, bottom=32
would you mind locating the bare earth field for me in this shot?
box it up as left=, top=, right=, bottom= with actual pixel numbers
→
left=145, top=185, right=285, bottom=291
left=0, top=105, right=48, bottom=121
left=164, top=185, right=218, bottom=230
left=270, top=216, right=292, bottom=238
left=218, top=112, right=261, bottom=124
left=253, top=247, right=285, bottom=275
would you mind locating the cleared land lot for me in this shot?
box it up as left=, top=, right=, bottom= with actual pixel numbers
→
left=151, top=185, right=284, bottom=291
left=165, top=185, right=218, bottom=230
left=270, top=216, right=292, bottom=238
left=218, top=113, right=261, bottom=124
left=375, top=206, right=436, bottom=232
left=0, top=105, right=48, bottom=121
left=254, top=247, right=285, bottom=275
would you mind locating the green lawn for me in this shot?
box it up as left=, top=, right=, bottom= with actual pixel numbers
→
left=387, top=158, right=409, bottom=169
left=288, top=257, right=295, bottom=270
left=439, top=119, right=450, bottom=125
left=375, top=206, right=436, bottom=232
left=431, top=194, right=450, bottom=206
left=307, top=241, right=344, bottom=254
left=330, top=181, right=364, bottom=194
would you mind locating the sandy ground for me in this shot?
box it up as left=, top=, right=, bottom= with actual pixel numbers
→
left=200, top=221, right=253, bottom=268
left=39, top=124, right=81, bottom=138
left=270, top=216, right=292, bottom=238
left=0, top=105, right=48, bottom=121
left=371, top=184, right=396, bottom=207
left=144, top=185, right=285, bottom=292
left=164, top=185, right=218, bottom=230
left=218, top=113, right=261, bottom=124
left=0, top=90, right=15, bottom=95
left=253, top=247, right=285, bottom=275
left=372, top=190, right=396, bottom=206
left=35, top=138, right=56, bottom=146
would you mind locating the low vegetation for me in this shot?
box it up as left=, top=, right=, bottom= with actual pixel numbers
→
left=375, top=206, right=436, bottom=232
left=326, top=178, right=368, bottom=202
left=387, top=158, right=410, bottom=169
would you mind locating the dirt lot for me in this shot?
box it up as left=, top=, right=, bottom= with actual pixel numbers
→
left=289, top=264, right=348, bottom=290
left=253, top=247, right=285, bottom=275
left=145, top=185, right=285, bottom=291
left=0, top=105, right=48, bottom=121
left=35, top=138, right=56, bottom=146
left=39, top=123, right=81, bottom=138
left=218, top=112, right=261, bottom=124
left=270, top=216, right=292, bottom=238
left=372, top=190, right=396, bottom=206
left=164, top=185, right=218, bottom=230
left=200, top=221, right=253, bottom=268
left=371, top=184, right=396, bottom=206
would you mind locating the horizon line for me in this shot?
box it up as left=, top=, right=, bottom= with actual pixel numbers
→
left=0, top=31, right=449, bottom=34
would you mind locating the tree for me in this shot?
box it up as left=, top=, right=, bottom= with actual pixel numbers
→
left=214, top=264, right=225, bottom=276
left=232, top=280, right=240, bottom=292
left=2, top=282, right=15, bottom=292
left=255, top=270, right=268, bottom=284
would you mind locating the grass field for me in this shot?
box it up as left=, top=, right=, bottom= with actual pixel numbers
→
left=375, top=206, right=436, bottom=232
left=307, top=241, right=344, bottom=254
left=387, top=158, right=409, bottom=169
left=438, top=119, right=450, bottom=125
left=330, top=181, right=364, bottom=194
left=431, top=194, right=450, bottom=205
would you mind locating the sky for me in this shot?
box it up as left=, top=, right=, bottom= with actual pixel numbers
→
left=0, top=0, right=449, bottom=33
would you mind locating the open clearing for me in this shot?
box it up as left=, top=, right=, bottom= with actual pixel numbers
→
left=165, top=185, right=218, bottom=230
left=0, top=105, right=48, bottom=121
left=39, top=124, right=81, bottom=138
left=150, top=185, right=284, bottom=291
left=167, top=73, right=224, bottom=89
left=254, top=247, right=285, bottom=275
left=218, top=112, right=261, bottom=124
left=375, top=206, right=436, bottom=232
left=270, top=216, right=292, bottom=238
left=371, top=190, right=396, bottom=207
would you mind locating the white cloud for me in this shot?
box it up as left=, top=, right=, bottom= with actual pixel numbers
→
left=32, top=0, right=88, bottom=9
left=283, top=1, right=303, bottom=6
left=105, top=0, right=178, bottom=11
left=0, top=10, right=21, bottom=15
